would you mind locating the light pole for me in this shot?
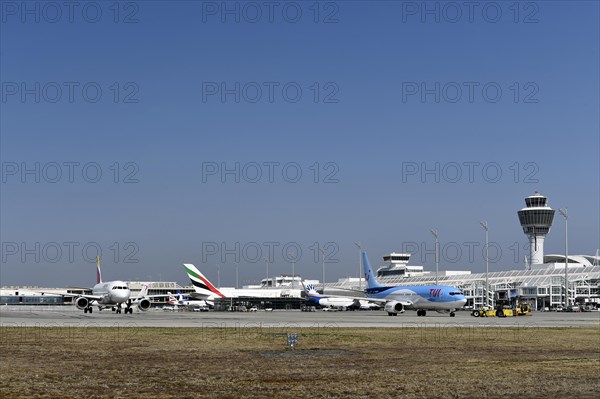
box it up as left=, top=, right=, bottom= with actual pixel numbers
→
left=217, top=264, right=220, bottom=289
left=480, top=221, right=489, bottom=307
left=264, top=257, right=269, bottom=286
left=287, top=251, right=296, bottom=289
left=354, top=241, right=362, bottom=290
left=319, top=247, right=325, bottom=294
left=559, top=208, right=568, bottom=307
left=430, top=229, right=439, bottom=286
left=235, top=262, right=239, bottom=289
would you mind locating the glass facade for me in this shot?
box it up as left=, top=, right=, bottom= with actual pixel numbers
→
left=383, top=256, right=410, bottom=262
left=0, top=296, right=65, bottom=304
left=525, top=196, right=548, bottom=208
left=518, top=209, right=555, bottom=233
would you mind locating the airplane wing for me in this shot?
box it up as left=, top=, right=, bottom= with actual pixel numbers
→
left=316, top=293, right=413, bottom=307
left=37, top=291, right=104, bottom=300
left=127, top=284, right=173, bottom=301
left=128, top=284, right=150, bottom=301
left=360, top=297, right=414, bottom=307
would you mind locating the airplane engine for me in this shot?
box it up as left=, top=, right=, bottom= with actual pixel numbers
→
left=75, top=297, right=89, bottom=310
left=384, top=301, right=404, bottom=315
left=137, top=298, right=151, bottom=311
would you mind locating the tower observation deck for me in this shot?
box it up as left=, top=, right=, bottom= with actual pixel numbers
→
left=517, top=192, right=555, bottom=265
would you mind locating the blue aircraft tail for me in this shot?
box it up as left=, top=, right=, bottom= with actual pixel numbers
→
left=362, top=251, right=382, bottom=289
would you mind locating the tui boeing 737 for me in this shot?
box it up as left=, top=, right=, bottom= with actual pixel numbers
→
left=359, top=251, right=467, bottom=316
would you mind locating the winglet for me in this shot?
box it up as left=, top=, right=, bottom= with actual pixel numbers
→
left=96, top=256, right=103, bottom=284
left=136, top=283, right=148, bottom=299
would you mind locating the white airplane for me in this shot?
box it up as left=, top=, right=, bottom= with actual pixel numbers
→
left=303, top=282, right=380, bottom=310
left=42, top=257, right=153, bottom=314
left=167, top=292, right=211, bottom=310
left=183, top=263, right=299, bottom=299
left=302, top=282, right=358, bottom=309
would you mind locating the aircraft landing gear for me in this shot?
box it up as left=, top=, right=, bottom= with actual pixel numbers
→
left=83, top=306, right=93, bottom=314
left=450, top=312, right=456, bottom=317
left=417, top=309, right=427, bottom=316
left=388, top=312, right=397, bottom=316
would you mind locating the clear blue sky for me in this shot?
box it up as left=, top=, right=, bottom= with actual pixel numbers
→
left=1, top=1, right=598, bottom=287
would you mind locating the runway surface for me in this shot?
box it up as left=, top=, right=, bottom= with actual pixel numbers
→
left=1, top=307, right=599, bottom=328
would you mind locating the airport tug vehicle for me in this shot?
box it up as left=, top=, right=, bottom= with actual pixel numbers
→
left=471, top=298, right=532, bottom=318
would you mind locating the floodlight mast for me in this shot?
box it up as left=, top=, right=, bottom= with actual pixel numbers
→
left=319, top=247, right=325, bottom=294
left=354, top=242, right=362, bottom=290
left=287, top=250, right=297, bottom=289
left=430, top=229, right=439, bottom=286
left=235, top=262, right=239, bottom=289
left=559, top=208, right=569, bottom=307
left=480, top=221, right=489, bottom=307
left=264, top=257, right=269, bottom=286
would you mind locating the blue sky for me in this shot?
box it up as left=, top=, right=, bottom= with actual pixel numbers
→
left=1, top=1, right=598, bottom=287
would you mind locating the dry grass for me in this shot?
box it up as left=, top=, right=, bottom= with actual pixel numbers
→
left=1, top=326, right=599, bottom=398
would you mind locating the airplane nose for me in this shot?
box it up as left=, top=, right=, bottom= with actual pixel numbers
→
left=117, top=290, right=129, bottom=301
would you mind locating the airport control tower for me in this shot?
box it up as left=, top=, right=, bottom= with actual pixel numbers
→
left=517, top=192, right=555, bottom=265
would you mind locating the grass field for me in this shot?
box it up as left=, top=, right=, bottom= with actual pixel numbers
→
left=1, top=326, right=599, bottom=398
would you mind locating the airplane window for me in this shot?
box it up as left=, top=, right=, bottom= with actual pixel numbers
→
left=449, top=292, right=463, bottom=295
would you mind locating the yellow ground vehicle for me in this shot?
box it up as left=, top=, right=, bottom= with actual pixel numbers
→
left=471, top=303, right=531, bottom=317
left=515, top=303, right=531, bottom=315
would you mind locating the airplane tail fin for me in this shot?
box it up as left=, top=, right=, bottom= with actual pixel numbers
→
left=96, top=256, right=103, bottom=284
left=363, top=252, right=382, bottom=290
left=183, top=264, right=226, bottom=298
left=301, top=281, right=318, bottom=295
